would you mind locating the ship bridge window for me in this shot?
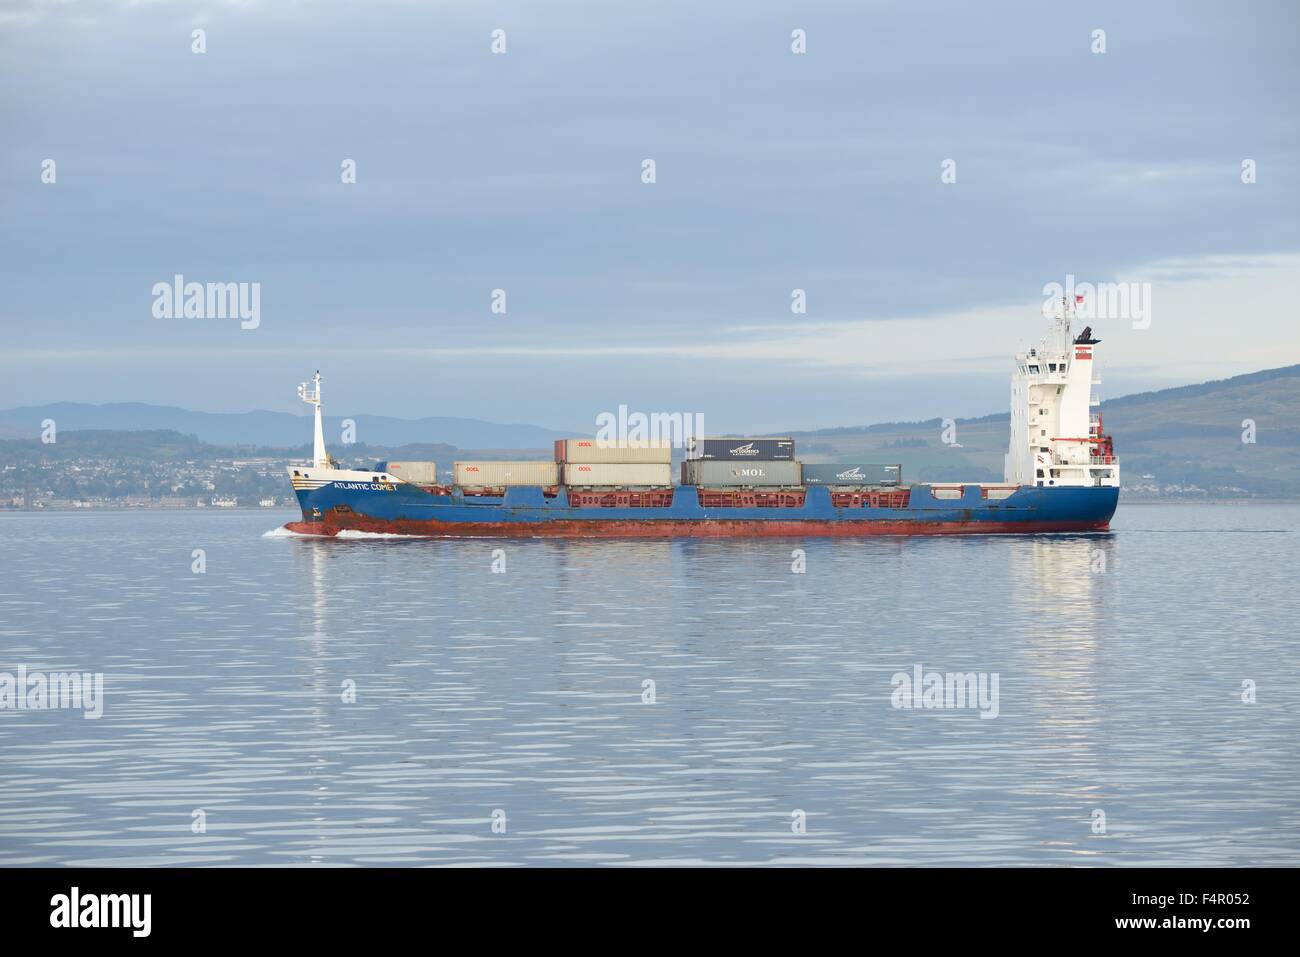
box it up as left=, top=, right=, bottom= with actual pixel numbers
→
left=1049, top=363, right=1057, bottom=372
left=1028, top=365, right=1039, bottom=373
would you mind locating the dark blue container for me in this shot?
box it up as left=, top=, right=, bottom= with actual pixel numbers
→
left=688, top=437, right=795, bottom=461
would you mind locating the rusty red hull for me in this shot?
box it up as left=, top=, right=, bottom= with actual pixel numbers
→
left=285, top=516, right=1111, bottom=539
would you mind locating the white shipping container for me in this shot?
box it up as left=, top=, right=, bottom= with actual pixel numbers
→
left=454, top=461, right=559, bottom=487
left=385, top=461, right=438, bottom=484
left=557, top=438, right=672, bottom=464
left=562, top=463, right=673, bottom=486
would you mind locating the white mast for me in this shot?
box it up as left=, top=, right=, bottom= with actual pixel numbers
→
left=297, top=371, right=328, bottom=469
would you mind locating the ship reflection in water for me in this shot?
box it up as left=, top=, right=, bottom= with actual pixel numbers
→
left=0, top=506, right=1297, bottom=866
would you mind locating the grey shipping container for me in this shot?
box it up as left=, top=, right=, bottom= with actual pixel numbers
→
left=800, top=463, right=902, bottom=487
left=454, top=461, right=559, bottom=487
left=562, top=463, right=673, bottom=486
left=688, top=437, right=795, bottom=461
left=683, top=459, right=802, bottom=487
left=383, top=461, right=439, bottom=484
left=555, top=438, right=672, bottom=464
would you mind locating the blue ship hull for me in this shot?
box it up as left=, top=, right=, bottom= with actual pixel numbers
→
left=289, top=482, right=1119, bottom=537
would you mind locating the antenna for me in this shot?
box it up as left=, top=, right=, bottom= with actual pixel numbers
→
left=297, top=371, right=321, bottom=407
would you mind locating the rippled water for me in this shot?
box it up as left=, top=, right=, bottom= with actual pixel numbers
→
left=1, top=504, right=1297, bottom=866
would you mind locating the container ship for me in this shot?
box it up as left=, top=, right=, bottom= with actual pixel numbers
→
left=282, top=313, right=1119, bottom=537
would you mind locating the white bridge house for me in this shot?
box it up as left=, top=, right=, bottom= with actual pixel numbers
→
left=1004, top=314, right=1120, bottom=489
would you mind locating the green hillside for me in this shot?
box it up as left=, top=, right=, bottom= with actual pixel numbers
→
left=788, top=365, right=1300, bottom=497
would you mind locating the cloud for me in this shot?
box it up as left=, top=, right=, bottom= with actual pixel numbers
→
left=0, top=0, right=1296, bottom=424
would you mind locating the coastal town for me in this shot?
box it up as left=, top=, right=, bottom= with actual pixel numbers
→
left=1, top=453, right=298, bottom=509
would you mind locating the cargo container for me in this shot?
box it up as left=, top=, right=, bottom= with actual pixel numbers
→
left=555, top=438, right=672, bottom=464
left=381, top=461, right=439, bottom=485
left=687, top=437, right=795, bottom=461
left=563, top=463, right=673, bottom=486
left=453, top=461, right=559, bottom=487
left=682, top=459, right=801, bottom=486
left=800, top=463, right=902, bottom=487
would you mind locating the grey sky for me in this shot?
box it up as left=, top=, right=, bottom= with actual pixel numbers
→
left=1, top=0, right=1297, bottom=433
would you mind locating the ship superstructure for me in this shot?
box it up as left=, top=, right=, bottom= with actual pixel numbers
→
left=1004, top=304, right=1119, bottom=490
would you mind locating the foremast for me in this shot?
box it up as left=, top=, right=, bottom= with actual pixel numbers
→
left=297, top=371, right=332, bottom=469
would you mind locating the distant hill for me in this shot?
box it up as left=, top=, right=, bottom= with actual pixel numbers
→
left=0, top=430, right=459, bottom=466
left=784, top=364, right=1300, bottom=496
left=0, top=402, right=569, bottom=449
left=3, top=365, right=1297, bottom=497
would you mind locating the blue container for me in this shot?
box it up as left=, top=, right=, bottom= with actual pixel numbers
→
left=800, top=463, right=901, bottom=486
left=688, top=437, right=795, bottom=461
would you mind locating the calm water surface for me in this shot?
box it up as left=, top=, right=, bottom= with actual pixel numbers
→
left=1, top=504, right=1297, bottom=866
